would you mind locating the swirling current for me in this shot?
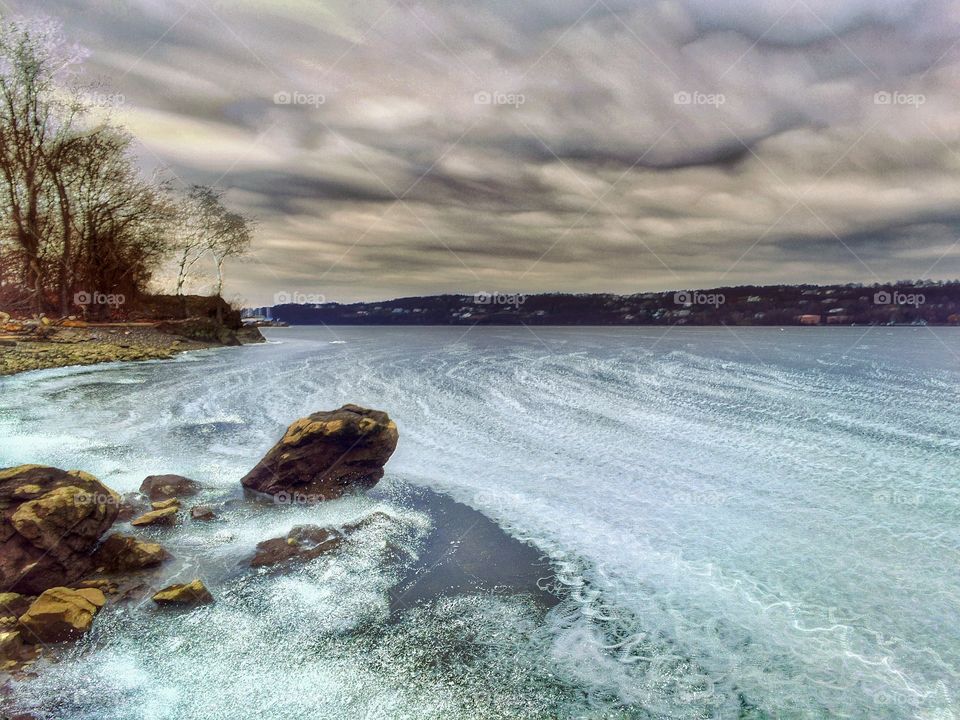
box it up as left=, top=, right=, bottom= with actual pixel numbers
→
left=1, top=326, right=958, bottom=719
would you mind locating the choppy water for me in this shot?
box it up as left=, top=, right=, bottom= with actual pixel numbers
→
left=2, top=326, right=959, bottom=719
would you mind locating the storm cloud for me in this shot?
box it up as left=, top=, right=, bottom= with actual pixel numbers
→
left=16, top=0, right=960, bottom=303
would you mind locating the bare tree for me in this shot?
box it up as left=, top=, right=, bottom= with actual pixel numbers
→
left=181, top=185, right=252, bottom=322
left=64, top=130, right=174, bottom=317
left=0, top=19, right=85, bottom=314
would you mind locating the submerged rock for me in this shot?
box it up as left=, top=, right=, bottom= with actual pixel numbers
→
left=130, top=506, right=179, bottom=527
left=250, top=525, right=344, bottom=568
left=92, top=533, right=172, bottom=573
left=116, top=492, right=148, bottom=523
left=190, top=504, right=217, bottom=521
left=139, top=474, right=201, bottom=501
left=18, top=587, right=105, bottom=643
left=240, top=405, right=399, bottom=501
left=0, top=466, right=119, bottom=594
left=152, top=579, right=214, bottom=606
left=249, top=512, right=394, bottom=569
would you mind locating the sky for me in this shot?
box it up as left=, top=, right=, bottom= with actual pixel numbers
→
left=14, top=0, right=960, bottom=304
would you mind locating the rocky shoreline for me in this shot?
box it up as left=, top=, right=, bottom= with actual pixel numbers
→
left=0, top=406, right=400, bottom=685
left=0, top=318, right=265, bottom=377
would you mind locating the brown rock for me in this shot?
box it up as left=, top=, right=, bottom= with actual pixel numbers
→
left=248, top=513, right=395, bottom=569
left=240, top=405, right=398, bottom=501
left=250, top=525, right=344, bottom=568
left=0, top=465, right=120, bottom=594
left=130, top=506, right=179, bottom=527
left=92, top=533, right=172, bottom=572
left=116, top=492, right=148, bottom=522
left=150, top=498, right=180, bottom=510
left=190, top=505, right=216, bottom=521
left=0, top=592, right=32, bottom=619
left=0, top=628, right=23, bottom=668
left=151, top=579, right=213, bottom=606
left=18, top=587, right=105, bottom=643
left=139, top=474, right=201, bottom=502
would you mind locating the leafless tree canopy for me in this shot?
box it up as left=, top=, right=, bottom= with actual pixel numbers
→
left=0, top=18, right=253, bottom=318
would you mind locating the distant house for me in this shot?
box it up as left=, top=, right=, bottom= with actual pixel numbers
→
left=798, top=314, right=821, bottom=325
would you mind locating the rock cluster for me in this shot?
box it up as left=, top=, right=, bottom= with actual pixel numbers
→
left=0, top=405, right=398, bottom=677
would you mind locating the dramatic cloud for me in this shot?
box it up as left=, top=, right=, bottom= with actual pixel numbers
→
left=14, top=0, right=960, bottom=302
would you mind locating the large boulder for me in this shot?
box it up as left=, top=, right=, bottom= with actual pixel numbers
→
left=18, top=587, right=105, bottom=643
left=0, top=466, right=119, bottom=594
left=240, top=405, right=399, bottom=501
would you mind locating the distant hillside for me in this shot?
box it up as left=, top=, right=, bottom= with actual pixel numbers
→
left=248, top=282, right=960, bottom=326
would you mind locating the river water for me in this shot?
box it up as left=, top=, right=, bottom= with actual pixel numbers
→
left=1, top=326, right=958, bottom=719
